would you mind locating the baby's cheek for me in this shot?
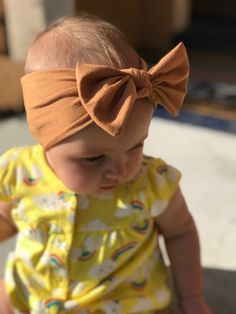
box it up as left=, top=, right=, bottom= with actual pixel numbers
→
left=71, top=167, right=98, bottom=189
left=128, top=153, right=143, bottom=177
left=58, top=167, right=87, bottom=192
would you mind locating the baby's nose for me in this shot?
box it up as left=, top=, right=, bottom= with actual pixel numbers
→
left=106, top=157, right=127, bottom=179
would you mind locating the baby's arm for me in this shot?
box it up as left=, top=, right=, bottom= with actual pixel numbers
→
left=155, top=187, right=211, bottom=314
left=0, top=201, right=17, bottom=242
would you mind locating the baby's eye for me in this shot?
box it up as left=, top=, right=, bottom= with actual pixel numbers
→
left=84, top=155, right=105, bottom=164
left=129, top=142, right=144, bottom=152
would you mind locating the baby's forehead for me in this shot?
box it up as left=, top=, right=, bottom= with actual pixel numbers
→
left=58, top=100, right=153, bottom=150
left=25, top=30, right=71, bottom=73
left=24, top=17, right=141, bottom=74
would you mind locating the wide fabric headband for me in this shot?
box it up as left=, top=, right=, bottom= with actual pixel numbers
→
left=21, top=42, right=189, bottom=149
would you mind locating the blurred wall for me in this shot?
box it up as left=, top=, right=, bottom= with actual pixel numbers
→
left=75, top=0, right=191, bottom=60
left=3, top=0, right=46, bottom=61
left=0, top=0, right=6, bottom=53
left=43, top=0, right=75, bottom=24
left=76, top=0, right=173, bottom=53
left=3, top=0, right=74, bottom=61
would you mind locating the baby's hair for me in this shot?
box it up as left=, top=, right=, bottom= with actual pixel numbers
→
left=24, top=13, right=141, bottom=73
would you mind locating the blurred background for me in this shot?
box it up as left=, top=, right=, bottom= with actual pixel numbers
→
left=0, top=1, right=236, bottom=313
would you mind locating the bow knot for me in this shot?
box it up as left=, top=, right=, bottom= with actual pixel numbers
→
left=123, top=68, right=153, bottom=98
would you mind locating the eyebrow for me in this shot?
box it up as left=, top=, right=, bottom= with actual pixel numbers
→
left=128, top=134, right=148, bottom=151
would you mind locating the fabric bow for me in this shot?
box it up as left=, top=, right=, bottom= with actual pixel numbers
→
left=21, top=42, right=189, bottom=149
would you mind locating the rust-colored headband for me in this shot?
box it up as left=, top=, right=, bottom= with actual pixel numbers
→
left=21, top=42, right=189, bottom=149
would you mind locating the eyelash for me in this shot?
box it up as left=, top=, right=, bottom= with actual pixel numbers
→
left=83, top=142, right=144, bottom=164
left=130, top=142, right=144, bottom=151
left=84, top=155, right=105, bottom=164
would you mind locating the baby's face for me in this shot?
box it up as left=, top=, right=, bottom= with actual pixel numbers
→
left=46, top=100, right=153, bottom=196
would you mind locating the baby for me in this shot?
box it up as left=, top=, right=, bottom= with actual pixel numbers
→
left=0, top=15, right=211, bottom=314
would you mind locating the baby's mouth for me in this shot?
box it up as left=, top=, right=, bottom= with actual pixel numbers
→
left=100, top=179, right=121, bottom=191
left=100, top=184, right=118, bottom=190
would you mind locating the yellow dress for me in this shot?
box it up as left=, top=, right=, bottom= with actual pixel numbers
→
left=0, top=145, right=181, bottom=314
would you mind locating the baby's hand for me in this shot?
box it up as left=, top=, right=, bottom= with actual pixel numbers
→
left=180, top=296, right=212, bottom=314
left=0, top=201, right=17, bottom=242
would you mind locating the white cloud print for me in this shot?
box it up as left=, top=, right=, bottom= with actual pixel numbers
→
left=78, top=195, right=90, bottom=209
left=101, top=300, right=121, bottom=314
left=167, top=165, right=179, bottom=182
left=115, top=204, right=133, bottom=218
left=0, top=149, right=20, bottom=169
left=33, top=193, right=72, bottom=210
left=84, top=219, right=110, bottom=231
left=90, top=259, right=116, bottom=278
left=131, top=297, right=152, bottom=312
left=151, top=199, right=168, bottom=217
left=155, top=288, right=171, bottom=304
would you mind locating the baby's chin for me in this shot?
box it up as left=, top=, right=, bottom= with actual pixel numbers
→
left=69, top=185, right=114, bottom=197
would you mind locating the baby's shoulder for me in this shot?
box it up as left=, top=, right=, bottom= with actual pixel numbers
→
left=0, top=144, right=42, bottom=170
left=143, top=155, right=180, bottom=177
left=138, top=155, right=182, bottom=216
left=143, top=155, right=167, bottom=167
left=0, top=145, right=44, bottom=200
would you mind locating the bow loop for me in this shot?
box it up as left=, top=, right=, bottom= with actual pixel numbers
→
left=76, top=64, right=137, bottom=135
left=148, top=42, right=189, bottom=116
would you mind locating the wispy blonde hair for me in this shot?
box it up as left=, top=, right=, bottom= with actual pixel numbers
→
left=25, top=14, right=141, bottom=73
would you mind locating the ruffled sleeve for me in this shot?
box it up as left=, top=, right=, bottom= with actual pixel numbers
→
left=143, top=156, right=181, bottom=217
left=0, top=148, right=18, bottom=202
